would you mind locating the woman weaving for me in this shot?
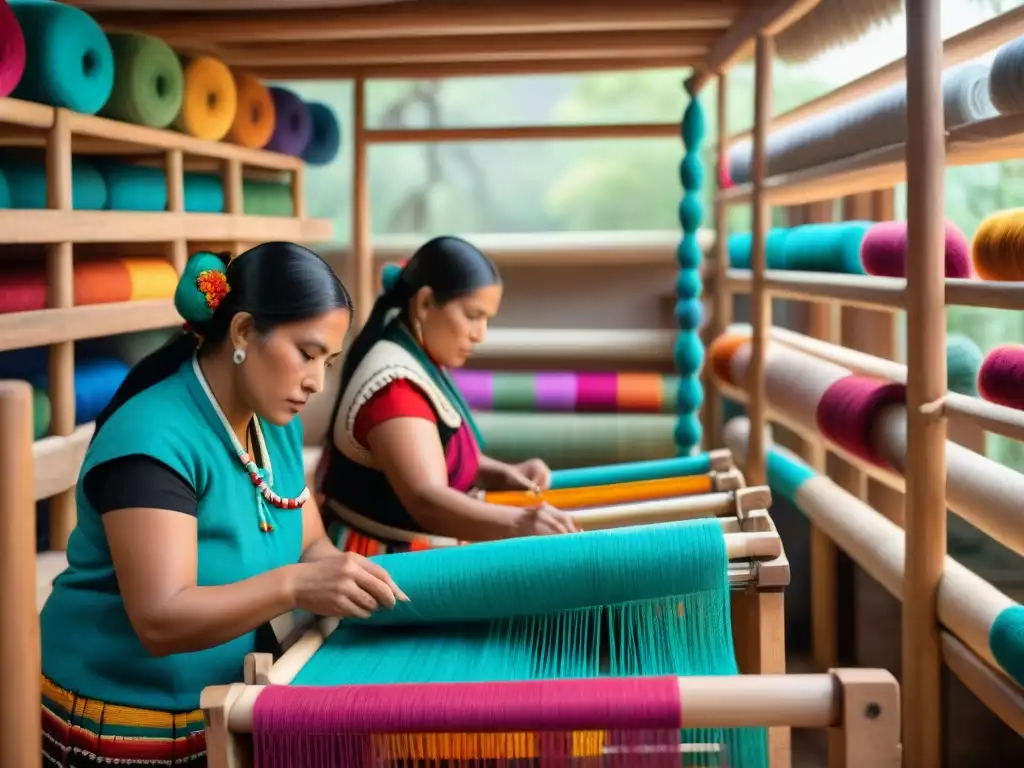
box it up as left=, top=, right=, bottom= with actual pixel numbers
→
left=39, top=243, right=406, bottom=768
left=315, top=235, right=579, bottom=554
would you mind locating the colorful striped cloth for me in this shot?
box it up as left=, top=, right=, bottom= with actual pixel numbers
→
left=41, top=675, right=206, bottom=767
left=451, top=370, right=679, bottom=413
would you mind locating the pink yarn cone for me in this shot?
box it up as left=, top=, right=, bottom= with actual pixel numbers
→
left=860, top=219, right=971, bottom=278
left=815, top=375, right=907, bottom=465
left=978, top=345, right=1024, bottom=411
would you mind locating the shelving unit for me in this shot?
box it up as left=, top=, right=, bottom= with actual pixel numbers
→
left=0, top=93, right=330, bottom=551
left=702, top=1, right=1024, bottom=764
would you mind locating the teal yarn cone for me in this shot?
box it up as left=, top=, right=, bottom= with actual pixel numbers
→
left=946, top=333, right=983, bottom=396
left=676, top=94, right=706, bottom=455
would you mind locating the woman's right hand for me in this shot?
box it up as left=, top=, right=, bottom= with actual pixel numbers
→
left=291, top=552, right=408, bottom=620
left=513, top=503, right=580, bottom=537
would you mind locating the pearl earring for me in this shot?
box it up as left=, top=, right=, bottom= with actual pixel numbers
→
left=232, top=348, right=246, bottom=365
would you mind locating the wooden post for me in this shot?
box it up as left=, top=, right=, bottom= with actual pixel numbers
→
left=0, top=381, right=42, bottom=768
left=46, top=109, right=76, bottom=550
left=902, top=0, right=948, bottom=763
left=705, top=72, right=729, bottom=450
left=164, top=149, right=187, bottom=274
left=352, top=77, right=373, bottom=328
left=746, top=32, right=773, bottom=486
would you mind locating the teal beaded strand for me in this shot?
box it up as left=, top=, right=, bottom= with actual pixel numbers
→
left=675, top=85, right=706, bottom=456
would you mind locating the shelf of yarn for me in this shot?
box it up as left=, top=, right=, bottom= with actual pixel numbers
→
left=721, top=218, right=1024, bottom=315
left=0, top=248, right=177, bottom=351
left=0, top=105, right=328, bottom=244
left=0, top=327, right=175, bottom=504
left=718, top=36, right=1024, bottom=208
left=473, top=328, right=676, bottom=364
left=452, top=369, right=682, bottom=467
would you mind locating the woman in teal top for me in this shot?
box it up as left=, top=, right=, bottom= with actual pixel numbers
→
left=39, top=243, right=406, bottom=768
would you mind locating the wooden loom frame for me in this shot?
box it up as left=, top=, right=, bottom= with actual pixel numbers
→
left=199, top=505, right=796, bottom=767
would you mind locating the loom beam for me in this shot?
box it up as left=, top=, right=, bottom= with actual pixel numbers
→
left=200, top=670, right=901, bottom=767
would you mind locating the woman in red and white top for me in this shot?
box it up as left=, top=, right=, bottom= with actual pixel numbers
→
left=315, top=236, right=578, bottom=555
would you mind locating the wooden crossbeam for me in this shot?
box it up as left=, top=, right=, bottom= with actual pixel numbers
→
left=82, top=0, right=742, bottom=44
left=221, top=30, right=716, bottom=67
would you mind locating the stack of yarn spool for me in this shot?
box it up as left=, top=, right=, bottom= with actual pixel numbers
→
left=451, top=369, right=681, bottom=468
left=0, top=0, right=343, bottom=214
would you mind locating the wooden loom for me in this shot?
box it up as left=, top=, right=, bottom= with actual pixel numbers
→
left=198, top=506, right=875, bottom=767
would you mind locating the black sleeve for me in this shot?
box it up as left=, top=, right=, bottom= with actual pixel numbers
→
left=83, top=455, right=198, bottom=516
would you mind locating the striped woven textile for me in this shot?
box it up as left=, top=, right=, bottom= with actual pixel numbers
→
left=41, top=675, right=206, bottom=767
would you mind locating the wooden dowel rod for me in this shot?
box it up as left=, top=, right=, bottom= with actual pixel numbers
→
left=366, top=123, right=678, bottom=144
left=570, top=487, right=771, bottom=530
left=903, top=0, right=949, bottom=755
left=351, top=77, right=372, bottom=329
left=706, top=71, right=730, bottom=451
left=746, top=32, right=773, bottom=487
left=0, top=381, right=42, bottom=768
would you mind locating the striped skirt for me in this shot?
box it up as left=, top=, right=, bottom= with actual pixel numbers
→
left=41, top=675, right=206, bottom=767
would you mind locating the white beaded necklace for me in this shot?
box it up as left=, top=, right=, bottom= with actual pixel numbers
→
left=192, top=356, right=310, bottom=533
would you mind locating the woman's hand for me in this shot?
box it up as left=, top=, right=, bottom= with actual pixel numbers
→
left=291, top=552, right=409, bottom=620
left=512, top=503, right=579, bottom=537
left=501, top=458, right=553, bottom=492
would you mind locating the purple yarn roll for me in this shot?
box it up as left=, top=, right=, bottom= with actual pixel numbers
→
left=265, top=87, right=312, bottom=156
left=575, top=372, right=618, bottom=412
left=534, top=372, right=576, bottom=410
left=450, top=370, right=493, bottom=410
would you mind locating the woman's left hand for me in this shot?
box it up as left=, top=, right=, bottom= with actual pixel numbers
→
left=502, top=458, right=552, bottom=493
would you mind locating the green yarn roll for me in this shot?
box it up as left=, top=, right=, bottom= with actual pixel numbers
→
left=101, top=33, right=184, bottom=128
left=491, top=374, right=535, bottom=411
left=33, top=387, right=50, bottom=440
left=242, top=180, right=293, bottom=217
left=947, top=333, right=983, bottom=396
left=475, top=412, right=675, bottom=468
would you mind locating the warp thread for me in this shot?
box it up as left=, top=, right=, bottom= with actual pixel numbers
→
left=675, top=84, right=707, bottom=455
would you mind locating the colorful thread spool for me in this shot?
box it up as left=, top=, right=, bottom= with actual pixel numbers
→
left=266, top=87, right=312, bottom=156
left=175, top=54, right=238, bottom=142
left=101, top=32, right=184, bottom=129
left=0, top=0, right=26, bottom=99
left=815, top=375, right=906, bottom=466
left=860, top=219, right=972, bottom=278
left=971, top=208, right=1024, bottom=281
left=229, top=71, right=276, bottom=149
left=978, top=345, right=1024, bottom=411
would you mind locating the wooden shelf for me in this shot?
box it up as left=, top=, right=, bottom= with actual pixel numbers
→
left=0, top=299, right=180, bottom=352
left=0, top=210, right=330, bottom=245
left=718, top=112, right=1024, bottom=207
left=0, top=97, right=304, bottom=171
left=725, top=268, right=1024, bottom=314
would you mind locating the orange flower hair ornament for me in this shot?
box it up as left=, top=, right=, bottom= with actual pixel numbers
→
left=174, top=252, right=233, bottom=326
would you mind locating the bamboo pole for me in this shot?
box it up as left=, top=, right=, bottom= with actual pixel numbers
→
left=351, top=78, right=372, bottom=329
